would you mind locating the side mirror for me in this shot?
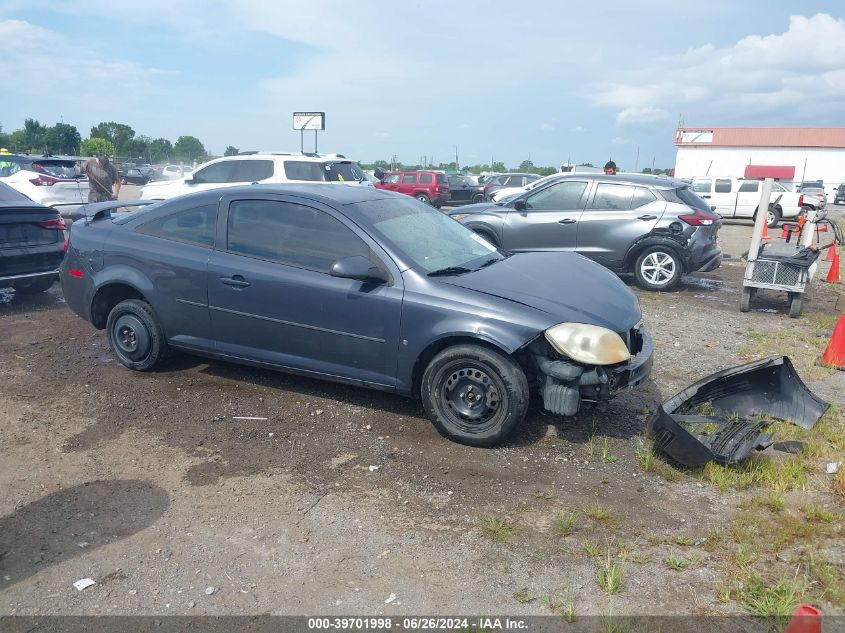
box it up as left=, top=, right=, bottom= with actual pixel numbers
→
left=710, top=206, right=717, bottom=212
left=330, top=256, right=388, bottom=283
left=513, top=199, right=527, bottom=211
left=184, top=177, right=195, bottom=184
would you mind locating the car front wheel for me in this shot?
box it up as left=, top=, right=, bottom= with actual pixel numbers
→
left=106, top=299, right=168, bottom=371
left=634, top=247, right=682, bottom=291
left=415, top=193, right=430, bottom=205
left=421, top=344, right=529, bottom=447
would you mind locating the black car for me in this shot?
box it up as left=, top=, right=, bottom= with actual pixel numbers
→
left=835, top=184, right=845, bottom=205
left=121, top=168, right=152, bottom=185
left=446, top=175, right=484, bottom=206
left=61, top=185, right=652, bottom=447
left=0, top=182, right=66, bottom=294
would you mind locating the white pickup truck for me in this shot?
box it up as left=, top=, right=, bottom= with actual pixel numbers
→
left=690, top=177, right=819, bottom=227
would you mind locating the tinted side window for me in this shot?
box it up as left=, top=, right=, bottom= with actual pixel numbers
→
left=235, top=160, right=274, bottom=182
left=714, top=179, right=732, bottom=193
left=630, top=187, right=657, bottom=209
left=226, top=200, right=369, bottom=273
left=284, top=161, right=324, bottom=181
left=402, top=174, right=417, bottom=184
left=136, top=204, right=217, bottom=247
left=436, top=173, right=448, bottom=184
left=419, top=173, right=433, bottom=184
left=525, top=181, right=587, bottom=210
left=383, top=174, right=399, bottom=184
left=738, top=181, right=759, bottom=193
left=692, top=179, right=711, bottom=194
left=525, top=175, right=540, bottom=184
left=591, top=184, right=635, bottom=210
left=192, top=162, right=235, bottom=184
left=448, top=177, right=462, bottom=187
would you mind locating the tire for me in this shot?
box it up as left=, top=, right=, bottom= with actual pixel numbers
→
left=415, top=193, right=430, bottom=205
left=766, top=205, right=781, bottom=228
left=740, top=287, right=753, bottom=312
left=788, top=292, right=803, bottom=319
left=106, top=299, right=168, bottom=371
left=121, top=178, right=127, bottom=185
left=472, top=193, right=484, bottom=204
left=13, top=277, right=55, bottom=294
left=634, top=247, right=683, bottom=291
left=421, top=344, right=529, bottom=447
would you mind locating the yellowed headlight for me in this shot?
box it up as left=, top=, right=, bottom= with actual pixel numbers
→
left=544, top=323, right=631, bottom=365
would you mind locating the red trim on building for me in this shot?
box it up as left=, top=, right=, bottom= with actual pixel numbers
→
left=744, top=165, right=796, bottom=179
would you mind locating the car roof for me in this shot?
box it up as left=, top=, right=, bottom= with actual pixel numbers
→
left=535, top=172, right=687, bottom=189
left=160, top=184, right=402, bottom=207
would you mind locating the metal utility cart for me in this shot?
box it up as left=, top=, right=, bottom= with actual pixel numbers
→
left=740, top=178, right=825, bottom=318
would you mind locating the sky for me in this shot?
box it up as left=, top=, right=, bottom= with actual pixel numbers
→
left=1, top=0, right=844, bottom=169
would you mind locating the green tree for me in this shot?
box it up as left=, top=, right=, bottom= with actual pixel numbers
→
left=578, top=162, right=595, bottom=167
left=125, top=135, right=151, bottom=161
left=224, top=145, right=239, bottom=156
left=9, top=129, right=25, bottom=152
left=45, top=123, right=82, bottom=155
left=22, top=118, right=48, bottom=153
left=148, top=138, right=174, bottom=164
left=491, top=161, right=506, bottom=172
left=641, top=167, right=653, bottom=174
left=0, top=123, right=10, bottom=149
left=173, top=135, right=206, bottom=162
left=90, top=122, right=135, bottom=157
left=80, top=137, right=115, bottom=157
left=519, top=159, right=535, bottom=172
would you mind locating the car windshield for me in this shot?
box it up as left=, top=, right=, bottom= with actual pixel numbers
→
left=495, top=191, right=523, bottom=205
left=32, top=160, right=81, bottom=178
left=324, top=161, right=366, bottom=182
left=349, top=197, right=503, bottom=273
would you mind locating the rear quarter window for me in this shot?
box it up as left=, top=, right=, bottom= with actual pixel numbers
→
left=419, top=173, right=433, bottom=184
left=283, top=161, right=325, bottom=181
left=436, top=174, right=448, bottom=184
left=135, top=204, right=217, bottom=247
left=664, top=187, right=711, bottom=212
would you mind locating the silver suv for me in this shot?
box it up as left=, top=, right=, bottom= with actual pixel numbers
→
left=448, top=173, right=722, bottom=291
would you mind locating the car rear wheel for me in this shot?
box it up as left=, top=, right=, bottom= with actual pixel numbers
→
left=472, top=193, right=484, bottom=204
left=106, top=299, right=168, bottom=371
left=634, top=247, right=682, bottom=291
left=415, top=193, right=430, bottom=205
left=13, top=277, right=55, bottom=294
left=753, top=206, right=780, bottom=228
left=421, top=344, right=528, bottom=447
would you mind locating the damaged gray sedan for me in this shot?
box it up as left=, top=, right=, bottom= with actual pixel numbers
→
left=61, top=185, right=652, bottom=447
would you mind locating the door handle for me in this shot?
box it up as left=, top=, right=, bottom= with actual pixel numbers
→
left=701, top=194, right=711, bottom=198
left=557, top=218, right=577, bottom=224
left=637, top=214, right=658, bottom=220
left=220, top=275, right=251, bottom=288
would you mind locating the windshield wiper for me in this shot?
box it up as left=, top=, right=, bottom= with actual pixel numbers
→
left=427, top=266, right=474, bottom=277
left=476, top=257, right=503, bottom=269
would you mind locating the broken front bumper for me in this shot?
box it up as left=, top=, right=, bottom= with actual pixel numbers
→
left=647, top=356, right=829, bottom=467
left=536, top=330, right=653, bottom=416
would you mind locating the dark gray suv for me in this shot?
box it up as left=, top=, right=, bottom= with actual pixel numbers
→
left=449, top=174, right=722, bottom=291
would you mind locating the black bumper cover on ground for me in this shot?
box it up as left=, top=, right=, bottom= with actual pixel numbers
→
left=647, top=356, right=829, bottom=467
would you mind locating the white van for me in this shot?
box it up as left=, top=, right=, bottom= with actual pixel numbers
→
left=690, top=177, right=811, bottom=227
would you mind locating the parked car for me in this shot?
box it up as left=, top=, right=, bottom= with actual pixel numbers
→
left=446, top=175, right=484, bottom=205
left=158, top=164, right=194, bottom=181
left=60, top=185, right=652, bottom=447
left=795, top=185, right=827, bottom=209
left=0, top=181, right=66, bottom=294
left=121, top=168, right=152, bottom=185
left=482, top=173, right=542, bottom=201
left=374, top=170, right=450, bottom=207
left=834, top=183, right=845, bottom=205
left=691, top=177, right=815, bottom=227
left=449, top=173, right=722, bottom=291
left=0, top=153, right=88, bottom=211
left=490, top=172, right=562, bottom=202
left=142, top=153, right=371, bottom=201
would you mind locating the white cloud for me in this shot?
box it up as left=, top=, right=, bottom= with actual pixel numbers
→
left=572, top=126, right=588, bottom=133
left=540, top=122, right=555, bottom=132
left=591, top=13, right=845, bottom=125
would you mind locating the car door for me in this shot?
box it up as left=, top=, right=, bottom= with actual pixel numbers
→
left=501, top=180, right=588, bottom=252
left=378, top=173, right=400, bottom=192
left=398, top=173, right=417, bottom=197
left=207, top=194, right=404, bottom=387
left=181, top=160, right=238, bottom=195
left=448, top=176, right=470, bottom=203
left=575, top=184, right=663, bottom=269
left=734, top=181, right=760, bottom=218
left=710, top=178, right=736, bottom=217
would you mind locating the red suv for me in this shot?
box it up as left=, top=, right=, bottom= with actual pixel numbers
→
left=375, top=170, right=450, bottom=207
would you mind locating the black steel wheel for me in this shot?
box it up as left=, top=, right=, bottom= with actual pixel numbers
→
left=421, top=344, right=528, bottom=447
left=106, top=299, right=167, bottom=371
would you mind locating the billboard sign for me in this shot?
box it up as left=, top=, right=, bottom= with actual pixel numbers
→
left=293, top=112, right=326, bottom=131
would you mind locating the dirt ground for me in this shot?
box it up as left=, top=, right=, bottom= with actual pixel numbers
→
left=1, top=213, right=843, bottom=621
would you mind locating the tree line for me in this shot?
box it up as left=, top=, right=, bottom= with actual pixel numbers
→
left=0, top=119, right=209, bottom=164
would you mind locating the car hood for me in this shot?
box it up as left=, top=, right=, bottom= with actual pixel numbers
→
left=439, top=252, right=641, bottom=332
left=448, top=202, right=503, bottom=215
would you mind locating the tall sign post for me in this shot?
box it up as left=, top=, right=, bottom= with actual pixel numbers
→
left=293, top=112, right=325, bottom=153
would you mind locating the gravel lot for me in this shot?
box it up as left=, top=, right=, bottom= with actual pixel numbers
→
left=1, top=198, right=843, bottom=620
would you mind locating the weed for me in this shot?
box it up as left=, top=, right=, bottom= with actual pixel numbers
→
left=664, top=554, right=690, bottom=571
left=632, top=552, right=652, bottom=565
left=481, top=517, right=518, bottom=541
left=562, top=587, right=576, bottom=623
left=512, top=587, right=532, bottom=604
left=689, top=552, right=703, bottom=567
left=582, top=502, right=614, bottom=522
left=739, top=573, right=806, bottom=619
left=696, top=401, right=716, bottom=415
left=554, top=511, right=577, bottom=537
left=617, top=543, right=631, bottom=562
left=596, top=549, right=623, bottom=595
left=646, top=533, right=662, bottom=546
left=804, top=504, right=836, bottom=523
left=674, top=535, right=695, bottom=546
left=532, top=489, right=554, bottom=500
left=734, top=543, right=754, bottom=567
left=585, top=435, right=596, bottom=459
left=833, top=467, right=845, bottom=503
left=601, top=437, right=618, bottom=462
left=806, top=554, right=845, bottom=605
left=636, top=442, right=655, bottom=472
left=512, top=501, right=531, bottom=515
left=764, top=490, right=785, bottom=511
left=581, top=539, right=602, bottom=558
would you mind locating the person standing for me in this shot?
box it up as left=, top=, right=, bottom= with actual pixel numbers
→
left=84, top=153, right=121, bottom=202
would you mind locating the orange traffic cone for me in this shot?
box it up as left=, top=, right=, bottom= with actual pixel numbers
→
left=819, top=315, right=845, bottom=370
left=783, top=604, right=821, bottom=633
left=824, top=246, right=840, bottom=283
left=761, top=221, right=771, bottom=241
left=825, top=243, right=837, bottom=261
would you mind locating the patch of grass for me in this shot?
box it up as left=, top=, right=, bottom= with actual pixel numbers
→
left=674, top=535, right=695, bottom=546
left=734, top=543, right=754, bottom=568
left=554, top=511, right=577, bottom=537
left=512, top=587, right=532, bottom=604
left=664, top=554, right=690, bottom=571
left=617, top=543, right=631, bottom=562
left=596, top=549, right=624, bottom=595
left=763, top=490, right=785, bottom=512
left=532, top=489, right=554, bottom=500
left=703, top=454, right=811, bottom=495
left=646, top=533, right=662, bottom=546
left=738, top=573, right=807, bottom=619
left=585, top=434, right=596, bottom=459
left=581, top=539, right=602, bottom=558
left=601, top=437, right=618, bottom=463
left=582, top=502, right=614, bottom=522
left=804, top=504, right=836, bottom=523
left=833, top=467, right=845, bottom=503
left=562, top=587, right=576, bottom=624
left=695, top=401, right=716, bottom=416
left=636, top=442, right=655, bottom=472
left=806, top=554, right=845, bottom=605
left=481, top=517, right=518, bottom=541
left=632, top=552, right=651, bottom=565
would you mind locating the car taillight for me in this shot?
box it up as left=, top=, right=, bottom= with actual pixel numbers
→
left=38, top=218, right=67, bottom=230
left=68, top=268, right=84, bottom=278
left=29, top=175, right=62, bottom=186
left=798, top=195, right=804, bottom=207
left=678, top=209, right=717, bottom=226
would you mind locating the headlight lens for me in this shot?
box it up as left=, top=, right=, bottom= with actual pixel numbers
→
left=544, top=323, right=631, bottom=365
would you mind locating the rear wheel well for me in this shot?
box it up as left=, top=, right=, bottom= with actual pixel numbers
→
left=91, top=283, right=145, bottom=329
left=411, top=336, right=523, bottom=398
